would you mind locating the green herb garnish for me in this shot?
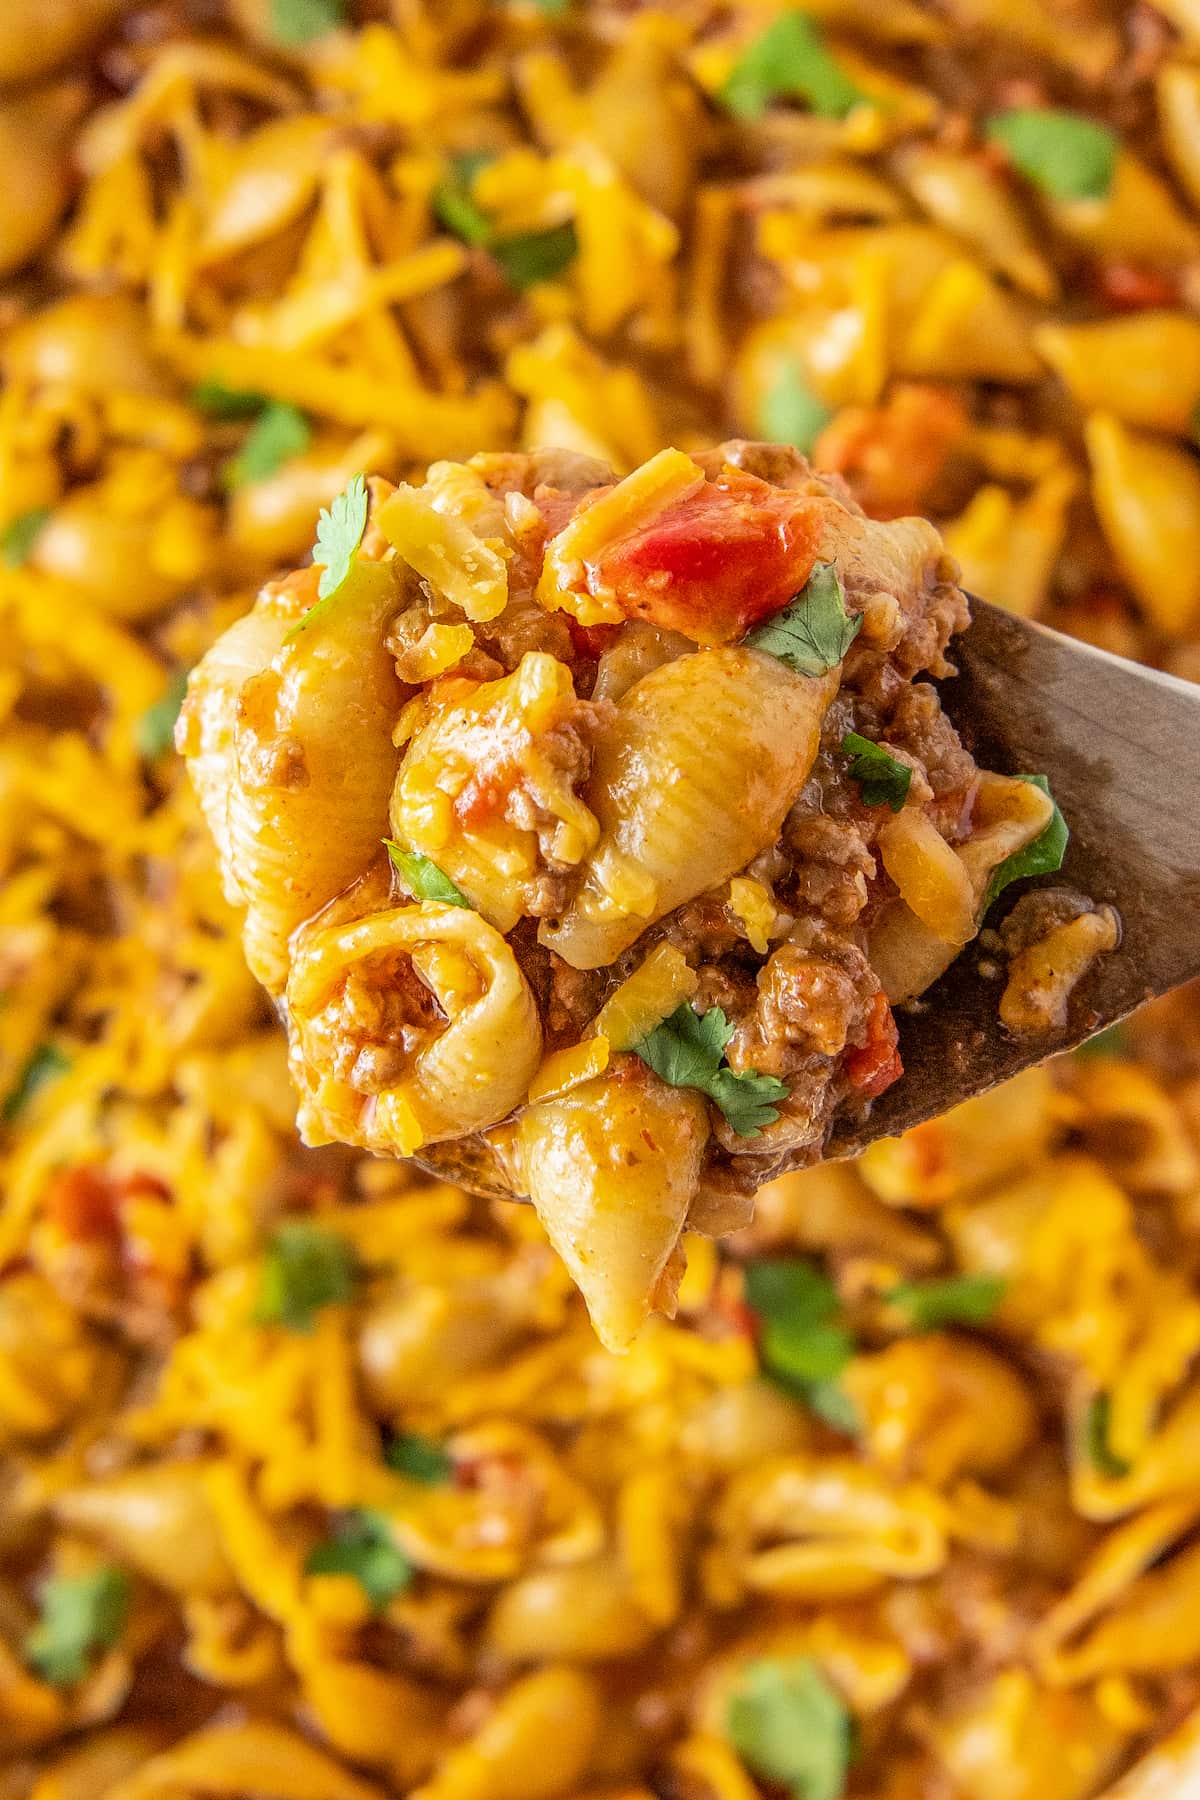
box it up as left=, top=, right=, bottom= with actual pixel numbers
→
left=190, top=380, right=270, bottom=419
left=270, top=0, right=345, bottom=45
left=727, top=1656, right=854, bottom=1800
left=25, top=1567, right=130, bottom=1686
left=3, top=1043, right=70, bottom=1125
left=223, top=401, right=311, bottom=490
left=432, top=153, right=497, bottom=247
left=744, top=562, right=862, bottom=677
left=887, top=1272, right=1006, bottom=1331
left=983, top=774, right=1069, bottom=910
left=304, top=1510, right=411, bottom=1609
left=285, top=474, right=370, bottom=640
left=1084, top=1393, right=1131, bottom=1479
left=842, top=733, right=912, bottom=813
left=985, top=108, right=1119, bottom=202
left=385, top=1432, right=454, bottom=1484
left=744, top=1259, right=855, bottom=1397
left=136, top=671, right=189, bottom=761
left=255, top=1222, right=360, bottom=1333
left=758, top=357, right=833, bottom=456
left=492, top=221, right=579, bottom=290
left=0, top=508, right=50, bottom=569
left=635, top=1004, right=788, bottom=1138
left=721, top=13, right=867, bottom=124
left=384, top=841, right=471, bottom=909
left=1076, top=1022, right=1129, bottom=1059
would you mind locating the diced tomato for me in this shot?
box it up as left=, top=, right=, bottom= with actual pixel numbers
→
left=844, top=991, right=903, bottom=1099
left=565, top=616, right=621, bottom=660
left=43, top=1165, right=122, bottom=1242
left=1093, top=262, right=1181, bottom=311
left=586, top=467, right=824, bottom=643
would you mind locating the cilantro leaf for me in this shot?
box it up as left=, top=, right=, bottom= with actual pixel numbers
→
left=727, top=1656, right=854, bottom=1800
left=492, top=221, right=578, bottom=291
left=634, top=1003, right=788, bottom=1138
left=986, top=108, right=1119, bottom=202
left=758, top=357, right=833, bottom=456
left=190, top=379, right=269, bottom=419
left=1076, top=1022, right=1130, bottom=1059
left=744, top=562, right=862, bottom=677
left=433, top=153, right=496, bottom=247
left=385, top=1432, right=453, bottom=1484
left=3, top=1043, right=70, bottom=1125
left=25, top=1567, right=130, bottom=1686
left=304, top=1510, right=411, bottom=1609
left=720, top=13, right=867, bottom=124
left=743, top=1258, right=857, bottom=1428
left=223, top=402, right=311, bottom=490
left=270, top=0, right=345, bottom=45
left=384, top=841, right=471, bottom=909
left=887, top=1272, right=1006, bottom=1331
left=1084, top=1393, right=1131, bottom=1479
left=982, top=774, right=1069, bottom=910
left=255, top=1222, right=360, bottom=1333
left=527, top=0, right=570, bottom=13
left=137, top=671, right=189, bottom=761
left=0, top=507, right=50, bottom=569
left=285, top=474, right=370, bottom=640
left=842, top=732, right=912, bottom=813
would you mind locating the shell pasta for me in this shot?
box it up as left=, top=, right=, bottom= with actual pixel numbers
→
left=182, top=441, right=1106, bottom=1345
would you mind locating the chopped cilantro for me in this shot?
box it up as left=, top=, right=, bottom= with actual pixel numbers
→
left=720, top=13, right=867, bottom=124
left=0, top=507, right=50, bottom=569
left=255, top=1221, right=360, bottom=1333
left=527, top=0, right=570, bottom=13
left=983, top=774, right=1069, bottom=910
left=385, top=1432, right=454, bottom=1484
left=136, top=671, right=189, bottom=761
left=635, top=1003, right=788, bottom=1138
left=190, top=379, right=269, bottom=419
left=1084, top=1393, right=1131, bottom=1479
left=25, top=1567, right=130, bottom=1686
left=223, top=401, right=311, bottom=491
left=744, top=562, right=862, bottom=677
left=887, top=1272, right=1006, bottom=1331
left=492, top=221, right=579, bottom=290
left=270, top=0, right=345, bottom=45
left=433, top=153, right=496, bottom=247
left=986, top=108, right=1119, bottom=202
left=842, top=733, right=912, bottom=813
left=285, top=474, right=370, bottom=639
left=3, top=1043, right=70, bottom=1125
left=744, top=1259, right=857, bottom=1430
left=304, top=1510, right=411, bottom=1609
left=758, top=357, right=833, bottom=456
left=384, top=841, right=471, bottom=909
left=727, top=1656, right=854, bottom=1800
left=804, top=1380, right=861, bottom=1435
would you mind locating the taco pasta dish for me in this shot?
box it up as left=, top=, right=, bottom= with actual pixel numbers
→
left=4, top=1, right=1200, bottom=1798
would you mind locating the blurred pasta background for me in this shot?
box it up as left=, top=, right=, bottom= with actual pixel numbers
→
left=4, top=0, right=1200, bottom=1795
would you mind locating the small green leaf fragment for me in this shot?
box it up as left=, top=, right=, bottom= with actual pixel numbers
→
left=1075, top=1023, right=1129, bottom=1059
left=223, top=402, right=311, bottom=490
left=720, top=12, right=867, bottom=124
left=3, top=1043, right=70, bottom=1125
left=190, top=380, right=270, bottom=419
left=136, top=671, right=190, bottom=761
left=270, top=0, right=345, bottom=45
left=758, top=358, right=833, bottom=455
left=727, top=1655, right=854, bottom=1800
left=285, top=474, right=370, bottom=639
left=255, top=1222, right=360, bottom=1333
left=384, top=841, right=471, bottom=909
left=0, top=508, right=50, bottom=568
left=385, top=1432, right=454, bottom=1484
left=744, top=562, right=862, bottom=677
left=634, top=1004, right=788, bottom=1137
left=492, top=221, right=578, bottom=290
left=887, top=1272, right=1007, bottom=1331
left=985, top=108, right=1119, bottom=202
left=983, top=774, right=1069, bottom=910
left=304, top=1510, right=412, bottom=1609
left=841, top=732, right=912, bottom=813
left=1084, top=1393, right=1131, bottom=1479
left=25, top=1567, right=131, bottom=1687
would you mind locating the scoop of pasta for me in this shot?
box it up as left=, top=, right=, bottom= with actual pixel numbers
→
left=180, top=441, right=1079, bottom=1348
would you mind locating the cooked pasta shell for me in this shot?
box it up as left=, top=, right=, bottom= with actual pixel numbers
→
left=1036, top=313, right=1200, bottom=438
left=1043, top=151, right=1200, bottom=266
left=542, top=648, right=837, bottom=970
left=287, top=899, right=542, bottom=1154
left=515, top=1061, right=710, bottom=1350
left=181, top=557, right=405, bottom=993
left=1085, top=413, right=1200, bottom=633
left=896, top=143, right=1057, bottom=300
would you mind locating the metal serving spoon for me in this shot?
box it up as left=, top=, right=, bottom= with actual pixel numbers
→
left=828, top=596, right=1200, bottom=1157
left=417, top=598, right=1200, bottom=1194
